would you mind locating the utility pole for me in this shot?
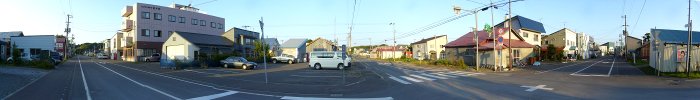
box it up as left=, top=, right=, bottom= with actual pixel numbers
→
left=687, top=0, right=692, bottom=78
left=474, top=11, right=480, bottom=71
left=64, top=14, right=72, bottom=58
left=259, top=17, right=268, bottom=83
left=508, top=0, right=513, bottom=70
left=491, top=1, right=497, bottom=71
left=622, top=15, right=629, bottom=57
left=390, top=23, right=396, bottom=61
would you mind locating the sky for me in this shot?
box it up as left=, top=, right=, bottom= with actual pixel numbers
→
left=1, top=0, right=699, bottom=46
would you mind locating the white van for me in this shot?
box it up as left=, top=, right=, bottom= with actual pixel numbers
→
left=308, top=51, right=351, bottom=70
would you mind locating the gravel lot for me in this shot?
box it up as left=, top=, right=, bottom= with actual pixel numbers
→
left=0, top=66, right=48, bottom=99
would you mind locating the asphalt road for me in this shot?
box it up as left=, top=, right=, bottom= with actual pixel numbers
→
left=5, top=55, right=700, bottom=100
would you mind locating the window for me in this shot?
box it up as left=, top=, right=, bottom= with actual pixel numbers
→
left=513, top=50, right=521, bottom=58
left=523, top=32, right=528, bottom=37
left=192, top=19, right=198, bottom=25
left=154, top=13, right=162, bottom=20
left=194, top=51, right=199, bottom=60
left=142, top=12, right=150, bottom=19
left=218, top=23, right=223, bottom=29
left=168, top=15, right=176, bottom=22
left=211, top=22, right=215, bottom=28
left=141, top=29, right=150, bottom=36
left=172, top=37, right=176, bottom=41
left=179, top=17, right=185, bottom=23
left=154, top=30, right=162, bottom=37
left=534, top=35, right=539, bottom=41
left=200, top=20, right=206, bottom=26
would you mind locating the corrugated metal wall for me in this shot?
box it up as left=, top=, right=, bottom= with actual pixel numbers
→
left=651, top=44, right=700, bottom=72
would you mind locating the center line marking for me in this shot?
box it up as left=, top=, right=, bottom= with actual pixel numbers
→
left=79, top=56, right=92, bottom=100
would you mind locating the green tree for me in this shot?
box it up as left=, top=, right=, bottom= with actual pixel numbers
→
left=250, top=40, right=271, bottom=62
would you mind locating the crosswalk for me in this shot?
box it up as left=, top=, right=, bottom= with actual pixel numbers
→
left=388, top=71, right=484, bottom=84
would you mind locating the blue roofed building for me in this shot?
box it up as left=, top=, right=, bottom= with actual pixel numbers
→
left=495, top=15, right=547, bottom=47
left=649, top=28, right=700, bottom=72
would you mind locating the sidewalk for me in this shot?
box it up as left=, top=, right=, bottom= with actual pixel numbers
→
left=0, top=66, right=48, bottom=99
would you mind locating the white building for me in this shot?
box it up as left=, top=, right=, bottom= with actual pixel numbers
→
left=577, top=33, right=595, bottom=59
left=162, top=32, right=233, bottom=62
left=373, top=46, right=406, bottom=59
left=10, top=35, right=56, bottom=60
left=120, top=3, right=225, bottom=62
left=280, top=39, right=307, bottom=63
left=110, top=33, right=123, bottom=60
left=410, top=35, right=447, bottom=60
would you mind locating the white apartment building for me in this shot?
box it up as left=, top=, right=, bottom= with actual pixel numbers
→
left=410, top=35, right=447, bottom=60
left=120, top=3, right=225, bottom=62
left=576, top=33, right=595, bottom=59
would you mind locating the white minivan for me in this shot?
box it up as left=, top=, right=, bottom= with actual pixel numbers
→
left=308, top=51, right=351, bottom=70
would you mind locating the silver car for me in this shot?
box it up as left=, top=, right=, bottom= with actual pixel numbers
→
left=220, top=57, right=257, bottom=70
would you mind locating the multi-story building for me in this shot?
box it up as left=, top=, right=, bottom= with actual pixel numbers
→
left=576, top=33, right=595, bottom=59
left=543, top=28, right=578, bottom=59
left=410, top=35, right=447, bottom=60
left=120, top=3, right=225, bottom=62
left=222, top=27, right=259, bottom=57
left=102, top=39, right=111, bottom=54
left=495, top=15, right=546, bottom=47
left=110, top=33, right=123, bottom=60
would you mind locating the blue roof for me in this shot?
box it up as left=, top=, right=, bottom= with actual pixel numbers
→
left=652, top=29, right=700, bottom=44
left=495, top=15, right=547, bottom=33
left=280, top=39, right=307, bottom=48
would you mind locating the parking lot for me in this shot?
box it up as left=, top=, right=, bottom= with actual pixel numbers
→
left=528, top=56, right=645, bottom=77
left=96, top=59, right=387, bottom=96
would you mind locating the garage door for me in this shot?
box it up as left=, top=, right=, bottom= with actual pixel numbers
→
left=166, top=45, right=186, bottom=60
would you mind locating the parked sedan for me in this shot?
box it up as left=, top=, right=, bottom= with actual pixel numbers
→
left=220, top=57, right=257, bottom=70
left=144, top=53, right=160, bottom=62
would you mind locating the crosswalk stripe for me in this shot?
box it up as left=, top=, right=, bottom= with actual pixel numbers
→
left=409, top=75, right=435, bottom=81
left=420, top=73, right=448, bottom=79
left=431, top=73, right=458, bottom=78
left=400, top=76, right=424, bottom=82
left=442, top=72, right=483, bottom=77
left=388, top=76, right=412, bottom=84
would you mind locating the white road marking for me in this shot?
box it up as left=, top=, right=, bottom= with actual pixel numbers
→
left=409, top=75, right=435, bottom=81
left=281, top=96, right=393, bottom=100
left=607, top=57, right=616, bottom=77
left=443, top=71, right=484, bottom=76
left=388, top=76, right=412, bottom=84
left=185, top=69, right=215, bottom=75
left=420, top=73, right=448, bottom=79
left=570, top=59, right=605, bottom=76
left=570, top=74, right=609, bottom=77
left=431, top=73, right=458, bottom=78
left=186, top=91, right=238, bottom=100
left=94, top=62, right=181, bottom=100
left=108, top=63, right=281, bottom=97
left=290, top=75, right=342, bottom=78
left=400, top=76, right=423, bottom=82
left=535, top=60, right=593, bottom=74
left=521, top=85, right=553, bottom=92
left=79, top=56, right=92, bottom=100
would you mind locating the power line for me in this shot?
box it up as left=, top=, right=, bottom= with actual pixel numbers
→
left=630, top=0, right=647, bottom=35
